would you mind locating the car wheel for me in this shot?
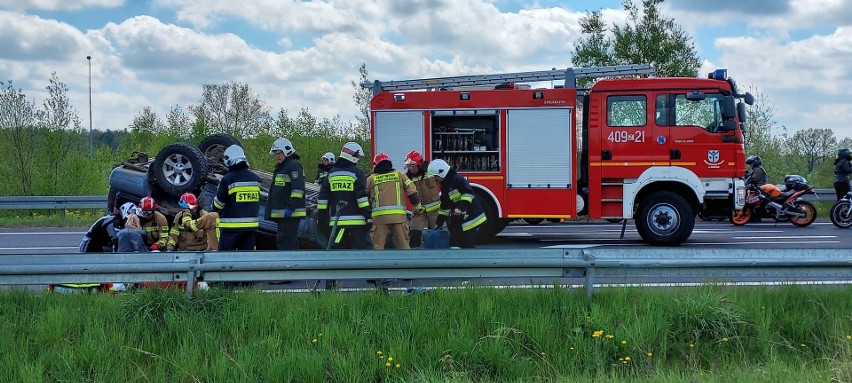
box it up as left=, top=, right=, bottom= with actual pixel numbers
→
left=199, top=134, right=241, bottom=175
left=153, top=142, right=209, bottom=196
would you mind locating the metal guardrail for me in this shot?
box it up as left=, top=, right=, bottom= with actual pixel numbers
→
left=0, top=195, right=107, bottom=210
left=1, top=248, right=850, bottom=299
left=0, top=189, right=839, bottom=211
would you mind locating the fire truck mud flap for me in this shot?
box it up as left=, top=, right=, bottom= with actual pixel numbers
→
left=634, top=191, right=695, bottom=246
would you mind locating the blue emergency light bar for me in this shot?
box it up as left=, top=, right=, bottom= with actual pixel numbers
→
left=709, top=69, right=727, bottom=80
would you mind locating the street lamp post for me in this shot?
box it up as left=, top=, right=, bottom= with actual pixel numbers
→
left=87, top=55, right=93, bottom=160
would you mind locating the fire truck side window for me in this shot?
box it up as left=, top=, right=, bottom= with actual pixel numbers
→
left=674, top=93, right=725, bottom=132
left=607, top=95, right=647, bottom=127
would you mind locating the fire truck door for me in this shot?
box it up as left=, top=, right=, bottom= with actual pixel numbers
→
left=599, top=94, right=670, bottom=178
left=373, top=111, right=425, bottom=168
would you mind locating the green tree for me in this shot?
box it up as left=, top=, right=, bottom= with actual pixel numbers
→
left=742, top=89, right=787, bottom=183
left=0, top=81, right=39, bottom=194
left=197, top=82, right=270, bottom=138
left=572, top=0, right=700, bottom=83
left=787, top=128, right=836, bottom=174
left=166, top=104, right=193, bottom=140
left=38, top=72, right=84, bottom=193
left=351, top=62, right=371, bottom=139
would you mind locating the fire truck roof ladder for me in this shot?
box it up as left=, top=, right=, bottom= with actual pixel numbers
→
left=367, top=64, right=654, bottom=93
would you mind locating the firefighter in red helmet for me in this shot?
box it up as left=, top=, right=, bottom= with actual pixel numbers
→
left=367, top=152, right=422, bottom=250
left=167, top=192, right=219, bottom=251
left=404, top=149, right=440, bottom=247
left=137, top=196, right=170, bottom=251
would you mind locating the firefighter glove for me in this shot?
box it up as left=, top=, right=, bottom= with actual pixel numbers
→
left=414, top=204, right=425, bottom=213
left=452, top=208, right=464, bottom=216
left=149, top=244, right=160, bottom=251
left=283, top=209, right=293, bottom=218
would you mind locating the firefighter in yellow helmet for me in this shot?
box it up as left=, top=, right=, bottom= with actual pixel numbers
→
left=367, top=152, right=422, bottom=250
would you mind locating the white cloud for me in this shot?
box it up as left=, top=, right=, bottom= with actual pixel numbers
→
left=0, top=11, right=90, bottom=62
left=0, top=0, right=123, bottom=12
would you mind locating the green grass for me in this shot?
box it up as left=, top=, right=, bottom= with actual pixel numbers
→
left=1, top=285, right=850, bottom=382
left=0, top=210, right=103, bottom=227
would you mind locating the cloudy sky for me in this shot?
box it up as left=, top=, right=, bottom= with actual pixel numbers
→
left=2, top=0, right=851, bottom=139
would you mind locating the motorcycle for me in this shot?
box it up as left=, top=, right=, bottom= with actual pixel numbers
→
left=730, top=175, right=817, bottom=227
left=830, top=191, right=852, bottom=228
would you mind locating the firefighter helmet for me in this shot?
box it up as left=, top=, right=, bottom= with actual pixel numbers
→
left=223, top=144, right=248, bottom=168
left=339, top=142, right=364, bottom=163
left=270, top=137, right=296, bottom=156
left=839, top=148, right=851, bottom=159
left=404, top=150, right=423, bottom=167
left=372, top=152, right=390, bottom=165
left=321, top=152, right=335, bottom=163
left=427, top=159, right=450, bottom=178
left=119, top=202, right=138, bottom=220
left=179, top=192, right=199, bottom=209
left=745, top=155, right=762, bottom=167
left=139, top=196, right=157, bottom=211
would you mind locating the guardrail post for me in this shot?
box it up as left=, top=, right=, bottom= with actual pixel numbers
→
left=583, top=249, right=596, bottom=301
left=185, top=256, right=200, bottom=297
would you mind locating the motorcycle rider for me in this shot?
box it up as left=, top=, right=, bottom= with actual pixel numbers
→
left=267, top=137, right=306, bottom=250
left=214, top=144, right=262, bottom=251
left=316, top=152, right=335, bottom=184
left=745, top=155, right=767, bottom=186
left=404, top=150, right=441, bottom=248
left=834, top=148, right=852, bottom=200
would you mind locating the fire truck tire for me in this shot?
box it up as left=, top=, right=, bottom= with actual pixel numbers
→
left=476, top=196, right=507, bottom=243
left=635, top=191, right=694, bottom=246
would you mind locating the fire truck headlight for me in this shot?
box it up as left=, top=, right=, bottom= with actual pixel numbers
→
left=735, top=185, right=746, bottom=208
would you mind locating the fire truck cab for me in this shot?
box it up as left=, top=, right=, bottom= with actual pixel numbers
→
left=367, top=65, right=753, bottom=246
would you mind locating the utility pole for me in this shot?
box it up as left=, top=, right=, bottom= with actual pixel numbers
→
left=87, top=55, right=93, bottom=160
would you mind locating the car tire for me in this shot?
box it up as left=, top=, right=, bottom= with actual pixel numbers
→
left=153, top=142, right=209, bottom=196
left=199, top=134, right=241, bottom=174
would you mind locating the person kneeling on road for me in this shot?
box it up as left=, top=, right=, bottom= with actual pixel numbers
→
left=167, top=192, right=219, bottom=251
left=137, top=196, right=170, bottom=251
left=427, top=159, right=487, bottom=249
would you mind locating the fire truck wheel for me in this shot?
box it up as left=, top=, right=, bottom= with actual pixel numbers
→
left=635, top=191, right=694, bottom=246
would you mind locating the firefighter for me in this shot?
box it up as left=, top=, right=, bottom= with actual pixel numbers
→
left=745, top=155, right=767, bottom=186
left=116, top=203, right=148, bottom=252
left=367, top=152, right=422, bottom=250
left=137, top=196, right=170, bottom=251
left=834, top=148, right=852, bottom=200
left=167, top=192, right=219, bottom=251
left=316, top=152, right=335, bottom=183
left=317, top=141, right=372, bottom=249
left=404, top=150, right=440, bottom=248
left=267, top=137, right=306, bottom=250
left=427, top=159, right=487, bottom=248
left=213, top=145, right=262, bottom=251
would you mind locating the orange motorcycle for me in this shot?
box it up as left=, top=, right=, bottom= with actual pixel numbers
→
left=730, top=175, right=817, bottom=226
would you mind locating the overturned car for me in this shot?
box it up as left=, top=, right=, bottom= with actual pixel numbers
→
left=101, top=134, right=327, bottom=250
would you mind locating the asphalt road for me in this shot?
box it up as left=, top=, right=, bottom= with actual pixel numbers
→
left=1, top=218, right=849, bottom=255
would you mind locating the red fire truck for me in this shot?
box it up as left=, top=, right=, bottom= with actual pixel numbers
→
left=367, top=65, right=754, bottom=246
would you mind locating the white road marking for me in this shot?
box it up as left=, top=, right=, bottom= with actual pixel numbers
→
left=731, top=235, right=836, bottom=240
left=0, top=232, right=85, bottom=235
left=0, top=247, right=79, bottom=251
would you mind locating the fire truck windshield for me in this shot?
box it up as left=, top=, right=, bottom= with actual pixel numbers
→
left=673, top=93, right=727, bottom=133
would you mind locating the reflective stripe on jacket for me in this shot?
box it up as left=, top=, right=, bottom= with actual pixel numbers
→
left=317, top=159, right=370, bottom=226
left=367, top=169, right=420, bottom=225
left=267, top=156, right=307, bottom=219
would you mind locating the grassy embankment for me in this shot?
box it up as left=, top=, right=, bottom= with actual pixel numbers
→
left=1, top=285, right=850, bottom=382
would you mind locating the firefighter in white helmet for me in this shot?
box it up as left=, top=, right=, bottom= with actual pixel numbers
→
left=427, top=159, right=487, bottom=248
left=213, top=144, right=262, bottom=251
left=316, top=152, right=335, bottom=183
left=266, top=137, right=306, bottom=250
left=317, top=141, right=372, bottom=249
left=367, top=152, right=422, bottom=250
